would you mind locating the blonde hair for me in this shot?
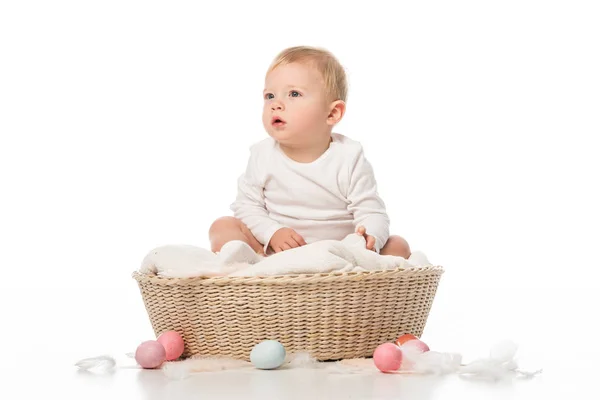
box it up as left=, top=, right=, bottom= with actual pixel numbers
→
left=267, top=46, right=348, bottom=103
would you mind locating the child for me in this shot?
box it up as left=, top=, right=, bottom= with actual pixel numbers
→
left=209, top=46, right=411, bottom=258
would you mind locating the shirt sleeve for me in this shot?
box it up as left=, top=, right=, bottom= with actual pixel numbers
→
left=230, top=146, right=284, bottom=253
left=346, top=147, right=390, bottom=253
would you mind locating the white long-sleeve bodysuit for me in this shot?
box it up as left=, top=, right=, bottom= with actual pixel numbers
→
left=230, top=133, right=390, bottom=253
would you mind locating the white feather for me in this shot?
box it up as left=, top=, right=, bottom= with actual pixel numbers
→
left=457, top=341, right=542, bottom=381
left=75, top=355, right=116, bottom=371
left=458, top=358, right=511, bottom=380
left=410, top=351, right=463, bottom=374
left=285, top=352, right=321, bottom=369
left=516, top=368, right=543, bottom=378
left=489, top=340, right=518, bottom=362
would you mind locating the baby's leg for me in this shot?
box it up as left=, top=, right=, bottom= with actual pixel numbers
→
left=208, top=216, right=264, bottom=254
left=380, top=235, right=411, bottom=258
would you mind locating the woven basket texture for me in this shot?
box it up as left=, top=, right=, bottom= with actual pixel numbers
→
left=133, top=266, right=444, bottom=361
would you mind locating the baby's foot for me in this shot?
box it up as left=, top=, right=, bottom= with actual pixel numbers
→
left=217, top=240, right=264, bottom=265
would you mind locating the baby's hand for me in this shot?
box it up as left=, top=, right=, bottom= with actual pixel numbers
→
left=269, top=228, right=307, bottom=253
left=356, top=226, right=376, bottom=251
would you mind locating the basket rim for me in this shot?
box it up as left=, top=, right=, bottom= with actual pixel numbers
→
left=132, top=265, right=444, bottom=286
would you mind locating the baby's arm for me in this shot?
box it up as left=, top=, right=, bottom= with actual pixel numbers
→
left=230, top=150, right=285, bottom=253
left=346, top=147, right=390, bottom=253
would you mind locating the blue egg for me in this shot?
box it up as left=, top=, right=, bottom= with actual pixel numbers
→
left=250, top=340, right=287, bottom=370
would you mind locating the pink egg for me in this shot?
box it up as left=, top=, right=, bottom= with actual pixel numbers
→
left=135, top=340, right=166, bottom=369
left=157, top=330, right=185, bottom=361
left=403, top=339, right=430, bottom=353
left=373, top=343, right=403, bottom=372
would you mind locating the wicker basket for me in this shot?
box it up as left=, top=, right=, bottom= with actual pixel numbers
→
left=132, top=266, right=444, bottom=361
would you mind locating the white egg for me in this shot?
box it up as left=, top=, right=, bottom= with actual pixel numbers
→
left=250, top=340, right=286, bottom=370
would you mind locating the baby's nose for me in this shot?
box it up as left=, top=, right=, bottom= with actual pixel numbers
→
left=271, top=101, right=284, bottom=111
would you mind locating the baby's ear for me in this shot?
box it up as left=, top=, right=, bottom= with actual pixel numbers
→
left=327, top=100, right=346, bottom=126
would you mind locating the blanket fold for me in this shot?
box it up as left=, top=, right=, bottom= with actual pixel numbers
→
left=139, top=233, right=432, bottom=278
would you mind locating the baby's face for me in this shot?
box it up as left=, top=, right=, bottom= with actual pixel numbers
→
left=263, top=62, right=332, bottom=147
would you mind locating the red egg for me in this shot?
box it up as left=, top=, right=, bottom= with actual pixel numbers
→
left=394, top=333, right=418, bottom=347
left=373, top=343, right=403, bottom=372
left=135, top=340, right=166, bottom=369
left=157, top=330, right=185, bottom=361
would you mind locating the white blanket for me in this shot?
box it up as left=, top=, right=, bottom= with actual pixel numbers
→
left=139, top=233, right=432, bottom=278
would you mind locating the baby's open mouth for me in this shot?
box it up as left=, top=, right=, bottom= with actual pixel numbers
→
left=272, top=116, right=286, bottom=126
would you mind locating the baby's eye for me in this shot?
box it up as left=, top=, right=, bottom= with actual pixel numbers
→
left=264, top=93, right=274, bottom=100
left=289, top=90, right=301, bottom=97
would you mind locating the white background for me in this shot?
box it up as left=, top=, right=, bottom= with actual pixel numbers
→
left=1, top=1, right=599, bottom=398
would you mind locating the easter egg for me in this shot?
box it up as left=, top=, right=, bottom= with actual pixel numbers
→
left=403, top=339, right=430, bottom=353
left=394, top=333, right=418, bottom=347
left=135, top=340, right=166, bottom=369
left=157, top=330, right=185, bottom=361
left=250, top=340, right=286, bottom=370
left=373, top=343, right=403, bottom=372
